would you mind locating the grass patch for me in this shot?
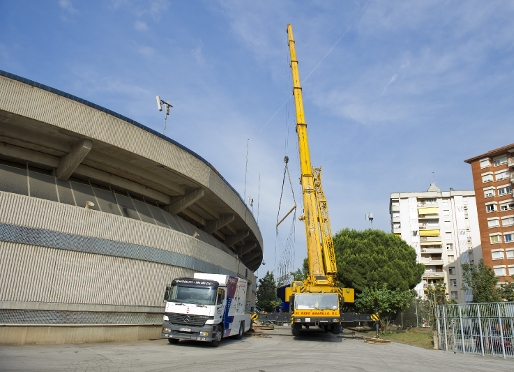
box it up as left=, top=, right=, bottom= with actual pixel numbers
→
left=379, top=328, right=434, bottom=349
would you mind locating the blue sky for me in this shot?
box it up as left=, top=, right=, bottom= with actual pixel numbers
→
left=1, top=0, right=514, bottom=276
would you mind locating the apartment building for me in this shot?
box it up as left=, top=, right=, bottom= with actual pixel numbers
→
left=390, top=183, right=481, bottom=303
left=465, top=144, right=514, bottom=283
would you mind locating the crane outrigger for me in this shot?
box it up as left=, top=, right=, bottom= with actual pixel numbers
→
left=286, top=24, right=355, bottom=336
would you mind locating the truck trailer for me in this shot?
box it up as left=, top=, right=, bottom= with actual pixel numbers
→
left=161, top=273, right=251, bottom=347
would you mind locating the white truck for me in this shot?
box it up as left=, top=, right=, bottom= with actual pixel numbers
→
left=161, top=273, right=252, bottom=347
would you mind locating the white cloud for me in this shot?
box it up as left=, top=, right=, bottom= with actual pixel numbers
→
left=192, top=43, right=205, bottom=65
left=135, top=20, right=148, bottom=31
left=58, top=0, right=77, bottom=13
left=138, top=46, right=154, bottom=57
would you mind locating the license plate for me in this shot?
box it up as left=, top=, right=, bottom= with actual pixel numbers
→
left=179, top=327, right=191, bottom=332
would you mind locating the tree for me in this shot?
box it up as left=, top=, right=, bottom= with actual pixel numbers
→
left=355, top=283, right=415, bottom=332
left=333, top=229, right=425, bottom=293
left=290, top=258, right=309, bottom=282
left=461, top=259, right=501, bottom=303
left=499, top=276, right=514, bottom=301
left=256, top=271, right=282, bottom=312
left=420, top=282, right=453, bottom=328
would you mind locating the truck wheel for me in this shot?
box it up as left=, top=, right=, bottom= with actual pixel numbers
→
left=237, top=321, right=244, bottom=340
left=331, top=324, right=341, bottom=335
left=168, top=338, right=179, bottom=344
left=292, top=324, right=301, bottom=337
left=211, top=325, right=222, bottom=347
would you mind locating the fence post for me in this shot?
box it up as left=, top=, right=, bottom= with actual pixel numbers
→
left=459, top=305, right=465, bottom=354
left=443, top=305, right=449, bottom=351
left=435, top=306, right=441, bottom=350
left=497, top=303, right=506, bottom=359
left=477, top=304, right=484, bottom=357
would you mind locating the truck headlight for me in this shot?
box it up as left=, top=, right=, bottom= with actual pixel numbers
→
left=199, top=331, right=209, bottom=336
left=333, top=319, right=339, bottom=322
left=295, top=318, right=302, bottom=322
left=163, top=327, right=171, bottom=332
left=163, top=315, right=169, bottom=321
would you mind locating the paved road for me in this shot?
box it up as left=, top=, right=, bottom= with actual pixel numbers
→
left=0, top=326, right=512, bottom=372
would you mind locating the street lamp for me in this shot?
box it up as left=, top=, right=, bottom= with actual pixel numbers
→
left=156, top=95, right=173, bottom=136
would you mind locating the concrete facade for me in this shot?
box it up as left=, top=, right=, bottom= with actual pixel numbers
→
left=0, top=70, right=263, bottom=344
left=465, top=144, right=514, bottom=283
left=390, top=183, right=482, bottom=303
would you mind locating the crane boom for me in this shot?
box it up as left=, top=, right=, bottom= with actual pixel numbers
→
left=286, top=24, right=354, bottom=337
left=287, top=24, right=337, bottom=289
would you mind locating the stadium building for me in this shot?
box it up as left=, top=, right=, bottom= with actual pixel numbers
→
left=0, top=70, right=263, bottom=344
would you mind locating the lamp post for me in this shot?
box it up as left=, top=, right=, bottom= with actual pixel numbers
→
left=365, top=212, right=374, bottom=229
left=156, top=95, right=173, bottom=136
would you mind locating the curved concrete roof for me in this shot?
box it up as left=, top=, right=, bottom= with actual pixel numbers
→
left=0, top=70, right=263, bottom=271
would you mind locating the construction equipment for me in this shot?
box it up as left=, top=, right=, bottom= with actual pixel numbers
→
left=286, top=23, right=355, bottom=337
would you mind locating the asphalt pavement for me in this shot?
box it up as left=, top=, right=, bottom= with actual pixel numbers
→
left=0, top=326, right=512, bottom=372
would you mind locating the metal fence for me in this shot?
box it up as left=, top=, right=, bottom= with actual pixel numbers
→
left=435, top=302, right=514, bottom=359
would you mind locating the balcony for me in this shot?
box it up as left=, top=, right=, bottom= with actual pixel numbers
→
left=423, top=271, right=445, bottom=278
left=420, top=236, right=442, bottom=242
left=418, top=206, right=439, bottom=215
left=418, top=214, right=439, bottom=220
left=508, top=158, right=514, bottom=168
left=420, top=247, right=443, bottom=253
left=420, top=259, right=444, bottom=266
left=419, top=229, right=440, bottom=237
left=419, top=224, right=440, bottom=230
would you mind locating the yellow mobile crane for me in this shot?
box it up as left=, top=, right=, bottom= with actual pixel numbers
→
left=286, top=24, right=354, bottom=336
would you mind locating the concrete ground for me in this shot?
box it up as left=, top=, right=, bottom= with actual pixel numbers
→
left=0, top=326, right=512, bottom=372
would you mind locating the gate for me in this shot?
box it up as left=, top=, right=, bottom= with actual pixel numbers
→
left=435, top=302, right=514, bottom=358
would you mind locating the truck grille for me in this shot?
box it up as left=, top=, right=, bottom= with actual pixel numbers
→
left=167, top=313, right=210, bottom=327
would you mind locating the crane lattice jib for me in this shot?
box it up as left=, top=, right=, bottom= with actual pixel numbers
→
left=313, top=167, right=337, bottom=276
left=287, top=24, right=336, bottom=285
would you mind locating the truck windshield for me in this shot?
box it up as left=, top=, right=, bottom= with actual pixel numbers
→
left=294, top=293, right=338, bottom=310
left=167, top=285, right=217, bottom=305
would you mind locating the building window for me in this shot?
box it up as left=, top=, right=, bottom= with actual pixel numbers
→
left=493, top=155, right=507, bottom=166
left=492, top=250, right=504, bottom=260
left=450, top=279, right=457, bottom=287
left=484, top=187, right=495, bottom=198
left=480, top=158, right=491, bottom=168
left=498, top=185, right=512, bottom=196
left=505, top=234, right=513, bottom=243
left=502, top=216, right=514, bottom=227
left=488, top=218, right=500, bottom=228
left=445, top=232, right=452, bottom=240
left=482, top=173, right=493, bottom=183
left=393, top=223, right=400, bottom=229
left=506, top=249, right=514, bottom=259
left=500, top=201, right=514, bottom=211
left=449, top=267, right=456, bottom=275
left=446, top=243, right=453, bottom=251
left=494, top=266, right=507, bottom=276
left=450, top=291, right=458, bottom=300
left=490, top=234, right=502, bottom=244
left=509, top=266, right=514, bottom=276
left=486, top=203, right=497, bottom=213
left=448, top=255, right=455, bottom=263
left=496, top=170, right=510, bottom=181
